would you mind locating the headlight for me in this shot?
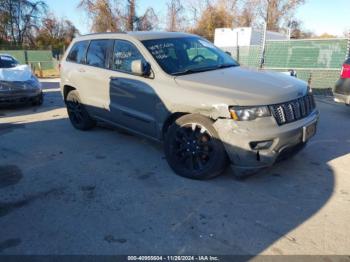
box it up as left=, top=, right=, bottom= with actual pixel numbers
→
left=26, top=75, right=40, bottom=89
left=229, top=106, right=271, bottom=121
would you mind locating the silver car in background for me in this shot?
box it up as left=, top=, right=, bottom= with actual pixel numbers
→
left=60, top=32, right=319, bottom=179
left=0, top=54, right=43, bottom=106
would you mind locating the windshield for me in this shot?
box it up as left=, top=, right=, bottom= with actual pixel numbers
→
left=142, top=37, right=239, bottom=75
left=0, top=55, right=18, bottom=68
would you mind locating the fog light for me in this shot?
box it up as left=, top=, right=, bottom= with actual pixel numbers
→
left=250, top=140, right=273, bottom=150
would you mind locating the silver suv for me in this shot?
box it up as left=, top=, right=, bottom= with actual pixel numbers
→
left=60, top=32, right=319, bottom=179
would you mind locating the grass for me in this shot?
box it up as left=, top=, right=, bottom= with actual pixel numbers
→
left=34, top=68, right=60, bottom=78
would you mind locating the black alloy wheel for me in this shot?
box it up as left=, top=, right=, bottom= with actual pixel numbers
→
left=66, top=90, right=95, bottom=130
left=164, top=114, right=227, bottom=179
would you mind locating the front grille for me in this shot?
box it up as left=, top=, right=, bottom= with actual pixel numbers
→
left=270, top=94, right=316, bottom=125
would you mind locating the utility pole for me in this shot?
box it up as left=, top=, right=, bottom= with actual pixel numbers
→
left=287, top=23, right=292, bottom=40
left=236, top=31, right=240, bottom=63
left=127, top=0, right=135, bottom=31
left=259, top=22, right=267, bottom=69
left=260, top=0, right=269, bottom=69
left=347, top=29, right=350, bottom=59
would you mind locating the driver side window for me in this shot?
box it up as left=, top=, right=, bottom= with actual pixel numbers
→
left=112, top=40, right=145, bottom=73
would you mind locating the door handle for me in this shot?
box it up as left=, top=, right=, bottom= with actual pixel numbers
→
left=110, top=76, right=119, bottom=81
left=78, top=68, right=85, bottom=73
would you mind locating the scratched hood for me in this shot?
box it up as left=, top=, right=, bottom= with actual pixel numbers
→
left=174, top=66, right=308, bottom=106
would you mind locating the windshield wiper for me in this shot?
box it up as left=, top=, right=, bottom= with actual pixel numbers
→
left=172, top=68, right=204, bottom=76
left=173, top=64, right=239, bottom=76
left=216, top=63, right=239, bottom=69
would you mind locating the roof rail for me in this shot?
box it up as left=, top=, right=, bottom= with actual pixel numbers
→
left=80, top=31, right=127, bottom=37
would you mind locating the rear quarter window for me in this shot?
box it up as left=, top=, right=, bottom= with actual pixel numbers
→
left=67, top=41, right=89, bottom=64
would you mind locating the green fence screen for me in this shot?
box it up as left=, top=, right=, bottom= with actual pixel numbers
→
left=223, top=38, right=348, bottom=89
left=0, top=50, right=55, bottom=70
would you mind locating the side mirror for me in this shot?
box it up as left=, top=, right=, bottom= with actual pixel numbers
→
left=131, top=60, right=151, bottom=77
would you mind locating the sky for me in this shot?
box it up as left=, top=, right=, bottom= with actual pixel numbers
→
left=48, top=0, right=349, bottom=37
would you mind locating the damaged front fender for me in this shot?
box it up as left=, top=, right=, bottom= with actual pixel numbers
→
left=167, top=103, right=232, bottom=120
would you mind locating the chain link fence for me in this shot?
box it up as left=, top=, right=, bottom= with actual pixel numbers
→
left=0, top=49, right=56, bottom=70
left=222, top=38, right=349, bottom=89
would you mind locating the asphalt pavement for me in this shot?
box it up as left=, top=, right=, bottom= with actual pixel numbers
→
left=0, top=79, right=349, bottom=255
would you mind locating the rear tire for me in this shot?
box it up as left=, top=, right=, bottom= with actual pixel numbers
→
left=164, top=114, right=228, bottom=179
left=66, top=90, right=95, bottom=130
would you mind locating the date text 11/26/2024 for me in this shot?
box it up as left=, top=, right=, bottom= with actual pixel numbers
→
left=127, top=256, right=220, bottom=261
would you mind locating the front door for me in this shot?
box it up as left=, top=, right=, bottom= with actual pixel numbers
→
left=108, top=40, right=158, bottom=138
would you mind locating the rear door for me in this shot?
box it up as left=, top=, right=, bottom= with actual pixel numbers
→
left=80, top=39, right=113, bottom=116
left=64, top=40, right=89, bottom=97
left=107, top=39, right=158, bottom=138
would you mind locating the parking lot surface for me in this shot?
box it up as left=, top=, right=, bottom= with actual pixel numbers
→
left=0, top=80, right=349, bottom=255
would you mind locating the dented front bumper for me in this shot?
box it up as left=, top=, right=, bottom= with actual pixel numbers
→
left=213, top=110, right=319, bottom=176
left=0, top=79, right=42, bottom=105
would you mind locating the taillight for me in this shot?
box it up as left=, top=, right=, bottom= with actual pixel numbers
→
left=341, top=64, right=350, bottom=79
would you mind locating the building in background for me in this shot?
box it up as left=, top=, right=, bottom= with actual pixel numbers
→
left=214, top=27, right=288, bottom=48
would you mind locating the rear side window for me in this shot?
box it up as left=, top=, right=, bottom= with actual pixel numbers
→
left=113, top=40, right=144, bottom=73
left=86, top=40, right=110, bottom=68
left=67, top=41, right=89, bottom=63
left=345, top=57, right=350, bottom=65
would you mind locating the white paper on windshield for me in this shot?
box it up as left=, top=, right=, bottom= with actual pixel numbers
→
left=0, top=64, right=33, bottom=82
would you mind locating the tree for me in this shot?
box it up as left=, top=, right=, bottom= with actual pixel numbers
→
left=258, top=0, right=305, bottom=31
left=78, top=0, right=122, bottom=33
left=78, top=0, right=157, bottom=33
left=235, top=0, right=259, bottom=27
left=35, top=13, right=79, bottom=49
left=287, top=19, right=314, bottom=39
left=121, top=0, right=159, bottom=31
left=0, top=9, right=8, bottom=43
left=166, top=0, right=186, bottom=32
left=317, top=33, right=337, bottom=39
left=135, top=8, right=159, bottom=31
left=186, top=0, right=211, bottom=27
left=126, top=0, right=135, bottom=31
left=0, top=0, right=47, bottom=45
left=190, top=3, right=234, bottom=41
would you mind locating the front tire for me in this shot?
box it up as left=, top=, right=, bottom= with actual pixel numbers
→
left=66, top=90, right=95, bottom=130
left=164, top=114, right=228, bottom=179
left=32, top=92, right=43, bottom=106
